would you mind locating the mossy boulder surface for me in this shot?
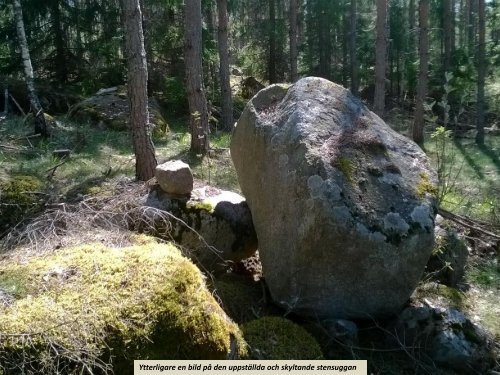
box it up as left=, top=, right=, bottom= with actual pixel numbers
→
left=242, top=317, right=323, bottom=360
left=0, top=236, right=245, bottom=374
left=68, top=87, right=168, bottom=135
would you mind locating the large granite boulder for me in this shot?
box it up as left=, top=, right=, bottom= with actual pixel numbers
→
left=231, top=77, right=438, bottom=319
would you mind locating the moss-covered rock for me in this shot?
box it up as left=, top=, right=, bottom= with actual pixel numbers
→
left=241, top=317, right=323, bottom=360
left=0, top=175, right=43, bottom=232
left=68, top=87, right=168, bottom=135
left=144, top=186, right=258, bottom=272
left=0, top=235, right=245, bottom=374
left=212, top=273, right=263, bottom=323
left=426, top=224, right=468, bottom=287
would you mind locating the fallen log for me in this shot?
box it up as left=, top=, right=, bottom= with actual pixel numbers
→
left=438, top=208, right=500, bottom=240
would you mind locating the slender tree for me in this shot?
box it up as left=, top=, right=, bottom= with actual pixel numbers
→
left=185, top=0, right=209, bottom=154
left=51, top=0, right=68, bottom=84
left=349, top=0, right=358, bottom=95
left=476, top=0, right=486, bottom=145
left=268, top=0, right=277, bottom=83
left=121, top=0, right=157, bottom=180
left=289, top=0, right=298, bottom=82
left=413, top=0, right=429, bottom=144
left=13, top=0, right=48, bottom=137
left=216, top=0, right=233, bottom=130
left=374, top=0, right=388, bottom=116
left=443, top=0, right=453, bottom=75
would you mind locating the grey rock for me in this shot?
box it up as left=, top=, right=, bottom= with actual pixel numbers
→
left=68, top=87, right=168, bottom=134
left=144, top=186, right=257, bottom=271
left=430, top=308, right=494, bottom=373
left=231, top=77, right=438, bottom=319
left=155, top=160, right=194, bottom=196
left=426, top=224, right=468, bottom=287
left=324, top=319, right=359, bottom=347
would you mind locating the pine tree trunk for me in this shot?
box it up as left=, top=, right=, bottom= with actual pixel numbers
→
left=443, top=0, right=453, bottom=75
left=349, top=0, right=358, bottom=95
left=269, top=0, right=277, bottom=83
left=51, top=0, right=68, bottom=84
left=464, top=0, right=470, bottom=50
left=122, top=0, right=157, bottom=181
left=185, top=0, right=210, bottom=154
left=413, top=0, right=429, bottom=145
left=374, top=0, right=387, bottom=117
left=289, top=0, right=298, bottom=82
left=476, top=0, right=486, bottom=145
left=13, top=0, right=48, bottom=137
left=216, top=0, right=233, bottom=131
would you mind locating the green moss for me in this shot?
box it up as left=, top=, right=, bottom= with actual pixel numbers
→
left=186, top=201, right=214, bottom=214
left=0, top=236, right=246, bottom=373
left=242, top=317, right=323, bottom=360
left=414, top=283, right=465, bottom=309
left=416, top=172, right=438, bottom=198
left=335, top=157, right=355, bottom=183
left=0, top=175, right=43, bottom=230
left=212, top=273, right=263, bottom=323
left=152, top=116, right=170, bottom=138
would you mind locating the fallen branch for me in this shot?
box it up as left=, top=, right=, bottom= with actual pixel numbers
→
left=8, top=94, right=25, bottom=117
left=46, top=160, right=67, bottom=180
left=438, top=208, right=500, bottom=240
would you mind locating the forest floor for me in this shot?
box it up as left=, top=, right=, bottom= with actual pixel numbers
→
left=0, top=111, right=499, bottom=373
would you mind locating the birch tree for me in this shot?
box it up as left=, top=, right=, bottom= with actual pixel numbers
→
left=13, top=0, right=48, bottom=137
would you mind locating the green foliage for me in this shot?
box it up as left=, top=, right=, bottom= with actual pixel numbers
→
left=430, top=127, right=462, bottom=205
left=242, top=317, right=323, bottom=360
left=163, top=76, right=188, bottom=115
left=467, top=260, right=500, bottom=288
left=0, top=236, right=246, bottom=373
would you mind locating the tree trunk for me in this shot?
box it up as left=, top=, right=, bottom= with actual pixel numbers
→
left=463, top=0, right=470, bottom=50
left=443, top=0, right=453, bottom=75
left=121, top=0, right=157, bottom=181
left=289, top=0, right=298, bottom=82
left=476, top=0, right=486, bottom=145
left=216, top=0, right=233, bottom=131
left=51, top=0, right=68, bottom=84
left=374, top=0, right=387, bottom=117
left=185, top=0, right=210, bottom=154
left=268, top=0, right=277, bottom=83
left=13, top=0, right=48, bottom=137
left=349, top=0, right=358, bottom=95
left=413, top=0, right=429, bottom=145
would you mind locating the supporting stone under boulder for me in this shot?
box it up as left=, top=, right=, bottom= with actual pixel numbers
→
left=231, top=77, right=438, bottom=319
left=144, top=184, right=258, bottom=272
